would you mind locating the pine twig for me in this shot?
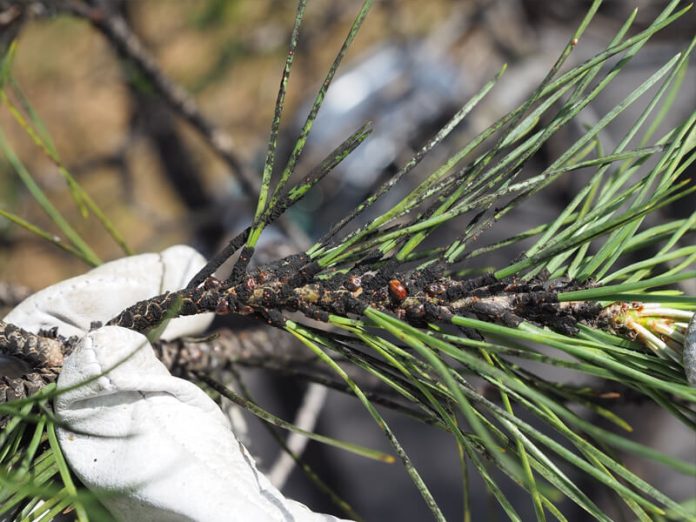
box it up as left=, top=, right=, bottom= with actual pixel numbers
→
left=112, top=259, right=605, bottom=338
left=55, top=0, right=259, bottom=198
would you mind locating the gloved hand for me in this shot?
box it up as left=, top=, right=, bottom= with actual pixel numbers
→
left=5, top=245, right=348, bottom=522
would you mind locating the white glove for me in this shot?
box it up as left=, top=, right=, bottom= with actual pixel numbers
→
left=5, top=246, right=348, bottom=522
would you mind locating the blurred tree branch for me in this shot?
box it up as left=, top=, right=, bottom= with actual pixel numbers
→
left=0, top=282, right=30, bottom=309
left=0, top=319, right=428, bottom=421
left=57, top=0, right=260, bottom=198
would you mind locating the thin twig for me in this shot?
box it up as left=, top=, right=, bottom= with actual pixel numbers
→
left=57, top=0, right=259, bottom=197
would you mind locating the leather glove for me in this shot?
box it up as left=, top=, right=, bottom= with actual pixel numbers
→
left=5, top=246, right=348, bottom=522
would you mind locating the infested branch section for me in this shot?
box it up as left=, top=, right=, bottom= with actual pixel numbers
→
left=111, top=255, right=605, bottom=338
left=1, top=253, right=608, bottom=405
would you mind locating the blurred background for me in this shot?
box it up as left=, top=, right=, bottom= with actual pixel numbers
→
left=1, top=0, right=694, bottom=520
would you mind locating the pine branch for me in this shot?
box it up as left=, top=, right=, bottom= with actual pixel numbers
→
left=2, top=0, right=695, bottom=519
left=0, top=319, right=428, bottom=424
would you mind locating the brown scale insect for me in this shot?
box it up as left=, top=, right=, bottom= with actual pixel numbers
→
left=215, top=297, right=231, bottom=315
left=388, top=279, right=408, bottom=302
left=425, top=282, right=445, bottom=297
left=406, top=303, right=425, bottom=321
left=238, top=305, right=255, bottom=316
left=203, top=277, right=222, bottom=290
left=261, top=288, right=278, bottom=307
left=344, top=275, right=362, bottom=292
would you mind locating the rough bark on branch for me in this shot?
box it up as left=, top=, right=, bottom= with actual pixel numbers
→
left=0, top=321, right=416, bottom=416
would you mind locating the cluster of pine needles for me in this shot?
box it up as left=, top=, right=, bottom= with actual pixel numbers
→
left=1, top=0, right=696, bottom=520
